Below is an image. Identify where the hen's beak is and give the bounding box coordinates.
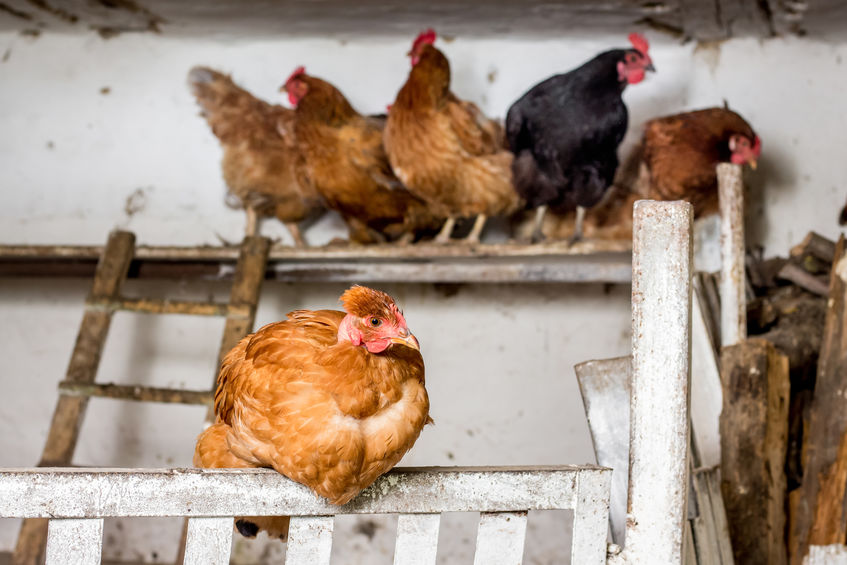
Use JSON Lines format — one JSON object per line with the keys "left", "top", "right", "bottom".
{"left": 749, "top": 159, "right": 758, "bottom": 171}
{"left": 390, "top": 333, "right": 420, "bottom": 351}
{"left": 646, "top": 61, "right": 656, "bottom": 73}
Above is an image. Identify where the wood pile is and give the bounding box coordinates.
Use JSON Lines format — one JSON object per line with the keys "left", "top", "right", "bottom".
{"left": 718, "top": 231, "right": 847, "bottom": 565}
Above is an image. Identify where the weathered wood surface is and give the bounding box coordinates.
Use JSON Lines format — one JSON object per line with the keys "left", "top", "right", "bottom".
{"left": 0, "top": 240, "right": 634, "bottom": 284}
{"left": 689, "top": 466, "right": 734, "bottom": 565}
{"left": 720, "top": 338, "right": 790, "bottom": 565}
{"left": 473, "top": 512, "right": 528, "bottom": 565}
{"left": 57, "top": 381, "right": 212, "bottom": 405}
{"left": 183, "top": 517, "right": 233, "bottom": 565}
{"left": 393, "top": 514, "right": 441, "bottom": 565}
{"left": 791, "top": 236, "right": 847, "bottom": 565}
{"left": 44, "top": 519, "right": 103, "bottom": 565}
{"left": 575, "top": 356, "right": 631, "bottom": 546}
{"left": 86, "top": 296, "right": 246, "bottom": 318}
{"left": 285, "top": 516, "right": 334, "bottom": 565}
{"left": 790, "top": 232, "right": 837, "bottom": 264}
{"left": 627, "top": 201, "right": 693, "bottom": 565}
{"left": 718, "top": 163, "right": 746, "bottom": 347}
{"left": 13, "top": 230, "right": 135, "bottom": 565}
{"left": 0, "top": 466, "right": 609, "bottom": 518}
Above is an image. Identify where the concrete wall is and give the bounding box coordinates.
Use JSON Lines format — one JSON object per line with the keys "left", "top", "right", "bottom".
{"left": 0, "top": 29, "right": 845, "bottom": 563}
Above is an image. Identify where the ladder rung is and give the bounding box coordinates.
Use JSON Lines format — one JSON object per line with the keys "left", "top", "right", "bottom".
{"left": 58, "top": 381, "right": 213, "bottom": 405}
{"left": 86, "top": 297, "right": 250, "bottom": 318}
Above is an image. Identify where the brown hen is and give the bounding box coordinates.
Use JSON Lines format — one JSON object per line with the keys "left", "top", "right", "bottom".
{"left": 384, "top": 29, "right": 520, "bottom": 244}
{"left": 643, "top": 106, "right": 760, "bottom": 217}
{"left": 194, "top": 285, "right": 431, "bottom": 540}
{"left": 282, "top": 67, "right": 437, "bottom": 244}
{"left": 188, "top": 67, "right": 323, "bottom": 245}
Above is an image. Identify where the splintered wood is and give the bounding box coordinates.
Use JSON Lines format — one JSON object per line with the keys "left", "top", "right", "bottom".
{"left": 720, "top": 339, "right": 790, "bottom": 565}
{"left": 791, "top": 236, "right": 847, "bottom": 564}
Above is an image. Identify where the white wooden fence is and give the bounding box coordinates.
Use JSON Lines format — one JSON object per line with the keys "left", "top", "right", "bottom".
{"left": 0, "top": 200, "right": 698, "bottom": 564}
{"left": 0, "top": 465, "right": 611, "bottom": 565}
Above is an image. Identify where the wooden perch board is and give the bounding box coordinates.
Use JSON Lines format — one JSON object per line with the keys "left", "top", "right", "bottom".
{"left": 720, "top": 338, "right": 790, "bottom": 565}
{"left": 791, "top": 236, "right": 847, "bottom": 565}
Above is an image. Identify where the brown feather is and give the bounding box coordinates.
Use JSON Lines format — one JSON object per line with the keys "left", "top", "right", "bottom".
{"left": 384, "top": 44, "right": 520, "bottom": 219}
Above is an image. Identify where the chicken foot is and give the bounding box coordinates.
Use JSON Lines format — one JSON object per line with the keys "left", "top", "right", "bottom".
{"left": 433, "top": 217, "right": 457, "bottom": 244}
{"left": 464, "top": 214, "right": 487, "bottom": 245}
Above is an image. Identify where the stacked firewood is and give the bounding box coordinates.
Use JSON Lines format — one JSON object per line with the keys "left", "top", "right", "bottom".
{"left": 719, "top": 231, "right": 846, "bottom": 565}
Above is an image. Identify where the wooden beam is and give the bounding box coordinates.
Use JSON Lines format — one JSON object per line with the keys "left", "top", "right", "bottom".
{"left": 57, "top": 382, "right": 212, "bottom": 405}
{"left": 719, "top": 163, "right": 746, "bottom": 347}
{"left": 791, "top": 236, "right": 847, "bottom": 564}
{"left": 720, "top": 338, "right": 790, "bottom": 565}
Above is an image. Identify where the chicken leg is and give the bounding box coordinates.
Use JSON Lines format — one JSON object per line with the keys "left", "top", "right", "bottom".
{"left": 464, "top": 214, "right": 487, "bottom": 245}
{"left": 433, "top": 217, "right": 457, "bottom": 244}
{"left": 530, "top": 205, "right": 548, "bottom": 243}
{"left": 245, "top": 207, "right": 259, "bottom": 237}
{"left": 568, "top": 206, "right": 586, "bottom": 246}
{"left": 284, "top": 221, "right": 306, "bottom": 247}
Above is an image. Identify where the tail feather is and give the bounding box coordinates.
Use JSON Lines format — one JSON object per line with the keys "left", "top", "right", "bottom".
{"left": 512, "top": 150, "right": 561, "bottom": 209}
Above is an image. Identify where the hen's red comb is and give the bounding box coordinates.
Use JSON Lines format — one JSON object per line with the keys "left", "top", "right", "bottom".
{"left": 412, "top": 28, "right": 436, "bottom": 52}
{"left": 285, "top": 66, "right": 306, "bottom": 85}
{"left": 753, "top": 136, "right": 762, "bottom": 156}
{"left": 629, "top": 33, "right": 649, "bottom": 55}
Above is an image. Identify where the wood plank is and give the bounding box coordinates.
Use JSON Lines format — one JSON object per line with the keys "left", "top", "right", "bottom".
{"left": 720, "top": 338, "right": 789, "bottom": 565}
{"left": 473, "top": 512, "right": 528, "bottom": 565}
{"left": 57, "top": 381, "right": 212, "bottom": 405}
{"left": 790, "top": 232, "right": 837, "bottom": 264}
{"left": 45, "top": 519, "right": 103, "bottom": 565}
{"left": 285, "top": 516, "right": 333, "bottom": 565}
{"left": 627, "top": 201, "right": 693, "bottom": 565}
{"left": 574, "top": 356, "right": 630, "bottom": 546}
{"left": 13, "top": 230, "right": 135, "bottom": 565}
{"left": 718, "top": 163, "right": 746, "bottom": 347}
{"left": 572, "top": 467, "right": 613, "bottom": 565}
{"left": 87, "top": 297, "right": 243, "bottom": 318}
{"left": 393, "top": 514, "right": 440, "bottom": 565}
{"left": 183, "top": 517, "right": 233, "bottom": 565}
{"left": 691, "top": 289, "right": 724, "bottom": 468}
{"left": 791, "top": 236, "right": 847, "bottom": 564}
{"left": 0, "top": 466, "right": 607, "bottom": 518}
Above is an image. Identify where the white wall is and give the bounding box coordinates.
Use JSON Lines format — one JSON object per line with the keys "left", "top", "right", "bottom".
{"left": 0, "top": 29, "right": 846, "bottom": 563}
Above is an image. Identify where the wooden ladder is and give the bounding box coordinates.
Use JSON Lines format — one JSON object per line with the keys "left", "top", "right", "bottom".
{"left": 11, "top": 230, "right": 270, "bottom": 565}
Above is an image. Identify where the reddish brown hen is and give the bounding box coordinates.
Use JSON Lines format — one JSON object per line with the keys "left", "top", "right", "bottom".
{"left": 194, "top": 285, "right": 431, "bottom": 540}
{"left": 642, "top": 106, "right": 760, "bottom": 217}
{"left": 384, "top": 29, "right": 520, "bottom": 244}
{"left": 282, "top": 67, "right": 437, "bottom": 244}
{"left": 188, "top": 67, "right": 323, "bottom": 245}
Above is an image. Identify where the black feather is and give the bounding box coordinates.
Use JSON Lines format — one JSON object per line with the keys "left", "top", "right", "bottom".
{"left": 506, "top": 49, "right": 637, "bottom": 211}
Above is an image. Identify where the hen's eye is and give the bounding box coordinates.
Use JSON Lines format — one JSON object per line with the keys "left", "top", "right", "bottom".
{"left": 369, "top": 317, "right": 381, "bottom": 327}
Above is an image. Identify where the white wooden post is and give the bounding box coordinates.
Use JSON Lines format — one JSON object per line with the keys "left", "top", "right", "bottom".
{"left": 473, "top": 512, "right": 528, "bottom": 565}
{"left": 626, "top": 200, "right": 693, "bottom": 565}
{"left": 805, "top": 545, "right": 847, "bottom": 565}
{"left": 718, "top": 163, "right": 746, "bottom": 347}
{"left": 183, "top": 517, "right": 233, "bottom": 565}
{"left": 394, "top": 513, "right": 441, "bottom": 565}
{"left": 45, "top": 518, "right": 103, "bottom": 565}
{"left": 285, "top": 516, "right": 334, "bottom": 565}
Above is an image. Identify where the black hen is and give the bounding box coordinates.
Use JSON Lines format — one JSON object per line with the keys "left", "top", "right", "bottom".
{"left": 506, "top": 33, "right": 655, "bottom": 242}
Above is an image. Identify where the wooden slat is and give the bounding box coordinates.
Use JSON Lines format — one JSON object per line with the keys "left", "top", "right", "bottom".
{"left": 473, "top": 512, "right": 528, "bottom": 565}
{"left": 183, "top": 517, "right": 233, "bottom": 565}
{"left": 14, "top": 230, "right": 135, "bottom": 565}
{"left": 575, "top": 356, "right": 630, "bottom": 546}
{"left": 718, "top": 163, "right": 746, "bottom": 347}
{"left": 690, "top": 288, "right": 723, "bottom": 468}
{"left": 0, "top": 466, "right": 605, "bottom": 518}
{"left": 87, "top": 296, "right": 246, "bottom": 318}
{"left": 572, "top": 465, "right": 614, "bottom": 564}
{"left": 393, "top": 513, "right": 440, "bottom": 565}
{"left": 627, "top": 201, "right": 693, "bottom": 565}
{"left": 57, "top": 381, "right": 212, "bottom": 405}
{"left": 721, "top": 339, "right": 789, "bottom": 565}
{"left": 45, "top": 519, "right": 103, "bottom": 565}
{"left": 285, "top": 516, "right": 333, "bottom": 565}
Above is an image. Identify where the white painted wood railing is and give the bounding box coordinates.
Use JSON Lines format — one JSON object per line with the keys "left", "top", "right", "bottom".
{"left": 0, "top": 465, "right": 611, "bottom": 565}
